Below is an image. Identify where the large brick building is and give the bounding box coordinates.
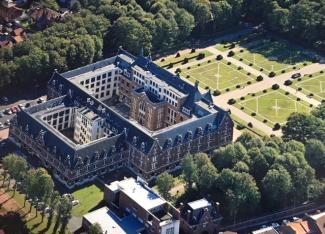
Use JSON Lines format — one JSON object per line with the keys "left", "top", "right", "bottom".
{"left": 9, "top": 49, "right": 233, "bottom": 187}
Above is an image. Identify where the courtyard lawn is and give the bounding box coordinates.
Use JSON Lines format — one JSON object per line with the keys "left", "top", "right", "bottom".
{"left": 156, "top": 50, "right": 212, "bottom": 68}
{"left": 233, "top": 39, "right": 313, "bottom": 75}
{"left": 234, "top": 89, "right": 312, "bottom": 128}
{"left": 292, "top": 70, "right": 325, "bottom": 102}
{"left": 180, "top": 59, "right": 257, "bottom": 92}
{"left": 71, "top": 184, "right": 104, "bottom": 217}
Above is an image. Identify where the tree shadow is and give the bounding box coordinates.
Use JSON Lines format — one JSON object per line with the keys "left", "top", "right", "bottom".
{"left": 31, "top": 220, "right": 42, "bottom": 230}
{"left": 38, "top": 218, "right": 52, "bottom": 234}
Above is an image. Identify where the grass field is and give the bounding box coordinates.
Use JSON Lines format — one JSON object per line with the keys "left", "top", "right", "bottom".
{"left": 292, "top": 71, "right": 325, "bottom": 101}
{"left": 156, "top": 50, "right": 212, "bottom": 67}
{"left": 234, "top": 89, "right": 312, "bottom": 127}
{"left": 233, "top": 39, "right": 313, "bottom": 75}
{"left": 71, "top": 184, "right": 103, "bottom": 217}
{"left": 180, "top": 59, "right": 257, "bottom": 92}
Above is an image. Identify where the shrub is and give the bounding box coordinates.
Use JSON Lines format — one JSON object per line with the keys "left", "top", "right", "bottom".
{"left": 252, "top": 93, "right": 256, "bottom": 97}
{"left": 213, "top": 90, "right": 221, "bottom": 96}
{"left": 187, "top": 66, "right": 191, "bottom": 69}
{"left": 298, "top": 87, "right": 302, "bottom": 91}
{"left": 272, "top": 84, "right": 280, "bottom": 90}
{"left": 256, "top": 75, "right": 263, "bottom": 81}
{"left": 293, "top": 66, "right": 296, "bottom": 69}
{"left": 239, "top": 58, "right": 243, "bottom": 61}
{"left": 281, "top": 70, "right": 285, "bottom": 73}
{"left": 183, "top": 57, "right": 189, "bottom": 64}
{"left": 297, "top": 97, "right": 301, "bottom": 101}
{"left": 198, "top": 64, "right": 201, "bottom": 66}
{"left": 240, "top": 97, "right": 245, "bottom": 100}
{"left": 236, "top": 85, "right": 241, "bottom": 89}
{"left": 260, "top": 68, "right": 264, "bottom": 71}
{"left": 186, "top": 75, "right": 190, "bottom": 79}
{"left": 309, "top": 74, "right": 313, "bottom": 77}
{"left": 273, "top": 123, "right": 281, "bottom": 130}
{"left": 197, "top": 53, "right": 205, "bottom": 60}
{"left": 226, "top": 88, "right": 230, "bottom": 92}
{"left": 168, "top": 63, "right": 174, "bottom": 68}
{"left": 227, "top": 62, "right": 231, "bottom": 65}
{"left": 240, "top": 106, "right": 245, "bottom": 110}
{"left": 191, "top": 48, "right": 196, "bottom": 53}
{"left": 303, "top": 62, "right": 307, "bottom": 66}
{"left": 161, "top": 58, "right": 165, "bottom": 62}
{"left": 175, "top": 52, "right": 180, "bottom": 58}
{"left": 297, "top": 78, "right": 302, "bottom": 81}
{"left": 285, "top": 91, "right": 289, "bottom": 95}
{"left": 309, "top": 93, "right": 314, "bottom": 97}
{"left": 240, "top": 49, "right": 244, "bottom": 53}
{"left": 216, "top": 55, "right": 223, "bottom": 60}
{"left": 263, "top": 119, "right": 268, "bottom": 123}
{"left": 205, "top": 86, "right": 209, "bottom": 90}
{"left": 269, "top": 71, "right": 276, "bottom": 77}
{"left": 228, "top": 50, "right": 235, "bottom": 57}
{"left": 309, "top": 104, "right": 313, "bottom": 107}
{"left": 229, "top": 43, "right": 235, "bottom": 49}
{"left": 251, "top": 112, "right": 256, "bottom": 116}
{"left": 247, "top": 72, "right": 251, "bottom": 76}
{"left": 238, "top": 66, "right": 243, "bottom": 70}
{"left": 263, "top": 89, "right": 267, "bottom": 93}
{"left": 248, "top": 122, "right": 253, "bottom": 128}
{"left": 322, "top": 100, "right": 325, "bottom": 103}
{"left": 228, "top": 98, "right": 236, "bottom": 105}
{"left": 175, "top": 68, "right": 181, "bottom": 73}
{"left": 236, "top": 124, "right": 245, "bottom": 130}
{"left": 249, "top": 63, "right": 253, "bottom": 66}
{"left": 247, "top": 81, "right": 252, "bottom": 85}
{"left": 284, "top": 80, "right": 292, "bottom": 86}
{"left": 208, "top": 60, "right": 211, "bottom": 63}
{"left": 321, "top": 70, "right": 324, "bottom": 74}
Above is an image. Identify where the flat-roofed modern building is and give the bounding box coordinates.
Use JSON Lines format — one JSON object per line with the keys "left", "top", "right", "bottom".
{"left": 104, "top": 177, "right": 180, "bottom": 234}
{"left": 9, "top": 48, "right": 233, "bottom": 187}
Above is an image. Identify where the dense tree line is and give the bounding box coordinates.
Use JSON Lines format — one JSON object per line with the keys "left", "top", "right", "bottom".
{"left": 179, "top": 132, "right": 324, "bottom": 223}
{"left": 1, "top": 154, "right": 72, "bottom": 233}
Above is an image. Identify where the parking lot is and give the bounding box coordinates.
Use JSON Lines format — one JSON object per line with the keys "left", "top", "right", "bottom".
{"left": 0, "top": 85, "right": 47, "bottom": 131}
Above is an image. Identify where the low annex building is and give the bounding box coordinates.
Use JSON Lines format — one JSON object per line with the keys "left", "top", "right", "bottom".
{"left": 9, "top": 48, "right": 233, "bottom": 187}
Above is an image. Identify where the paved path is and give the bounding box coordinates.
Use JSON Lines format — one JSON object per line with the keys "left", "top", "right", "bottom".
{"left": 168, "top": 39, "right": 325, "bottom": 136}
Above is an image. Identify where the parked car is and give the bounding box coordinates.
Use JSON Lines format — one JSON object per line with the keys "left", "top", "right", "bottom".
{"left": 25, "top": 102, "right": 31, "bottom": 108}
{"left": 291, "top": 73, "right": 301, "bottom": 79}
{"left": 4, "top": 120, "right": 10, "bottom": 126}
{"left": 72, "top": 200, "right": 79, "bottom": 206}
{"left": 271, "top": 223, "right": 280, "bottom": 228}
{"left": 0, "top": 122, "right": 3, "bottom": 128}
{"left": 0, "top": 112, "right": 3, "bottom": 118}
{"left": 11, "top": 106, "right": 17, "bottom": 113}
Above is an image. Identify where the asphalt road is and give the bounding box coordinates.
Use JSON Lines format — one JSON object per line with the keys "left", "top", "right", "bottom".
{"left": 0, "top": 84, "right": 47, "bottom": 128}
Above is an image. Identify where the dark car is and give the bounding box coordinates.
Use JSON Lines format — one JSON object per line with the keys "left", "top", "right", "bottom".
{"left": 291, "top": 73, "right": 301, "bottom": 79}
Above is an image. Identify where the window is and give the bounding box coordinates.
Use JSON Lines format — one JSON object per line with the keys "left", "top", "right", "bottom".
{"left": 106, "top": 91, "right": 110, "bottom": 96}
{"left": 96, "top": 82, "right": 100, "bottom": 86}
{"left": 106, "top": 84, "right": 111, "bottom": 89}
{"left": 85, "top": 79, "right": 89, "bottom": 84}
{"left": 91, "top": 84, "right": 94, "bottom": 88}
{"left": 102, "top": 79, "right": 106, "bottom": 84}
{"left": 166, "top": 227, "right": 174, "bottom": 234}
{"left": 96, "top": 76, "right": 100, "bottom": 80}
{"left": 107, "top": 72, "right": 111, "bottom": 76}
{"left": 102, "top": 73, "right": 107, "bottom": 78}
{"left": 91, "top": 77, "right": 95, "bottom": 82}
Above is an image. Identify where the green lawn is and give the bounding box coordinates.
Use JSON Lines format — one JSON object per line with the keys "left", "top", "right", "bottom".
{"left": 234, "top": 89, "right": 312, "bottom": 127}
{"left": 155, "top": 50, "right": 212, "bottom": 67}
{"left": 180, "top": 59, "right": 257, "bottom": 92}
{"left": 233, "top": 39, "right": 313, "bottom": 75}
{"left": 292, "top": 71, "right": 325, "bottom": 101}
{"left": 71, "top": 184, "right": 103, "bottom": 217}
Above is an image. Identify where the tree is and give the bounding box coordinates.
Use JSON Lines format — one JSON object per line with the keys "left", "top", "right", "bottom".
{"left": 2, "top": 154, "right": 28, "bottom": 195}
{"left": 195, "top": 153, "right": 218, "bottom": 192}
{"left": 217, "top": 169, "right": 260, "bottom": 223}
{"left": 88, "top": 223, "right": 103, "bottom": 234}
{"left": 305, "top": 139, "right": 325, "bottom": 177}
{"left": 262, "top": 166, "right": 292, "bottom": 208}
{"left": 48, "top": 191, "right": 60, "bottom": 224}
{"left": 236, "top": 132, "right": 264, "bottom": 149}
{"left": 156, "top": 172, "right": 174, "bottom": 199}
{"left": 182, "top": 154, "right": 198, "bottom": 189}
{"left": 282, "top": 113, "right": 325, "bottom": 143}
{"left": 57, "top": 196, "right": 73, "bottom": 234}
{"left": 175, "top": 9, "right": 195, "bottom": 40}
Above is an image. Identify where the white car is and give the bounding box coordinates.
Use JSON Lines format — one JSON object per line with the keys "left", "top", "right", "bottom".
{"left": 0, "top": 122, "right": 3, "bottom": 128}
{"left": 271, "top": 223, "right": 280, "bottom": 228}
{"left": 72, "top": 200, "right": 79, "bottom": 206}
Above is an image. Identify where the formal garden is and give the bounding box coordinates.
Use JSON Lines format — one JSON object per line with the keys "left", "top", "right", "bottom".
{"left": 179, "top": 58, "right": 259, "bottom": 93}
{"left": 233, "top": 87, "right": 312, "bottom": 129}
{"left": 292, "top": 70, "right": 325, "bottom": 102}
